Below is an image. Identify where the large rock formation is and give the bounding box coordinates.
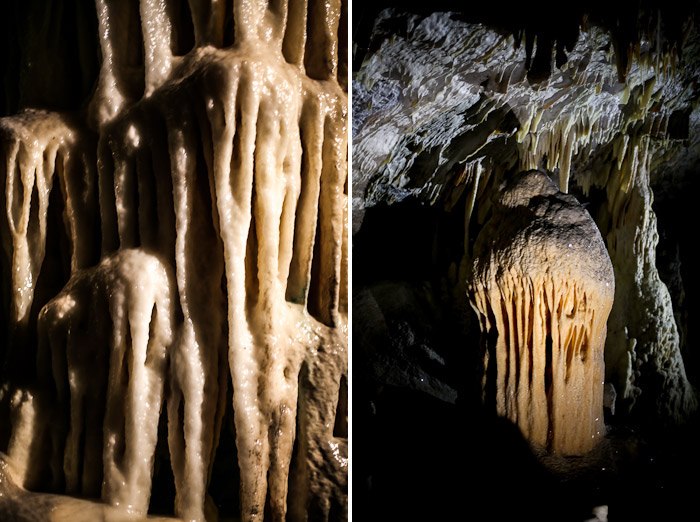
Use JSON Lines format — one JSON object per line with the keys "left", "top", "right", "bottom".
{"left": 0, "top": 1, "right": 348, "bottom": 521}
{"left": 469, "top": 170, "right": 614, "bottom": 454}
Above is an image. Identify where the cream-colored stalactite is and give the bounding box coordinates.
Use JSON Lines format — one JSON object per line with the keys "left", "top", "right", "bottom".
{"left": 91, "top": 0, "right": 141, "bottom": 126}
{"left": 517, "top": 107, "right": 623, "bottom": 195}
{"left": 139, "top": 0, "right": 174, "bottom": 95}
{"left": 2, "top": 0, "right": 348, "bottom": 520}
{"left": 38, "top": 88, "right": 226, "bottom": 519}
{"left": 0, "top": 111, "right": 97, "bottom": 324}
{"left": 5, "top": 388, "right": 40, "bottom": 490}
{"left": 469, "top": 171, "right": 614, "bottom": 455}
{"left": 95, "top": 2, "right": 347, "bottom": 520}
{"left": 205, "top": 57, "right": 346, "bottom": 520}
{"left": 166, "top": 107, "right": 226, "bottom": 522}
{"left": 93, "top": 48, "right": 346, "bottom": 520}
{"left": 0, "top": 109, "right": 99, "bottom": 409}
{"left": 35, "top": 250, "right": 175, "bottom": 515}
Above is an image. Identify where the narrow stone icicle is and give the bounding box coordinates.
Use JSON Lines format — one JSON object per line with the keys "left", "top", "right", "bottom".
{"left": 0, "top": 110, "right": 98, "bottom": 326}
{"left": 468, "top": 170, "right": 614, "bottom": 455}
{"left": 162, "top": 95, "right": 226, "bottom": 522}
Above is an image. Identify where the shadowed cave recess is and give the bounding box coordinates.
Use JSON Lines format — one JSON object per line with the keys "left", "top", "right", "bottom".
{"left": 354, "top": 1, "right": 700, "bottom": 520}
{"left": 0, "top": 1, "right": 348, "bottom": 521}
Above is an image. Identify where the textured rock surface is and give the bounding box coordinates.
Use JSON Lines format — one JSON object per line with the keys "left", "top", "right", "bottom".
{"left": 354, "top": 282, "right": 458, "bottom": 404}
{"left": 0, "top": 1, "right": 348, "bottom": 521}
{"left": 469, "top": 171, "right": 614, "bottom": 454}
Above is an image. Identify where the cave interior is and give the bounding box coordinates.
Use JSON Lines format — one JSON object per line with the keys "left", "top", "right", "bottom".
{"left": 353, "top": 1, "right": 700, "bottom": 520}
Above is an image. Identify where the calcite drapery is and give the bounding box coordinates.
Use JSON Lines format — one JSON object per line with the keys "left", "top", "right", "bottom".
{"left": 0, "top": 0, "right": 348, "bottom": 520}
{"left": 37, "top": 250, "right": 174, "bottom": 511}
{"left": 468, "top": 171, "right": 614, "bottom": 455}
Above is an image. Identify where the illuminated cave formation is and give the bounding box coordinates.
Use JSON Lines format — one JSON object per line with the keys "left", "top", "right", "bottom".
{"left": 353, "top": 7, "right": 697, "bottom": 424}
{"left": 0, "top": 1, "right": 348, "bottom": 521}
{"left": 353, "top": 4, "right": 700, "bottom": 518}
{"left": 469, "top": 170, "right": 614, "bottom": 455}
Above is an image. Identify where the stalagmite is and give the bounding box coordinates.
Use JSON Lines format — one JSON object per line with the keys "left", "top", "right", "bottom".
{"left": 0, "top": 0, "right": 348, "bottom": 520}
{"left": 468, "top": 170, "right": 614, "bottom": 455}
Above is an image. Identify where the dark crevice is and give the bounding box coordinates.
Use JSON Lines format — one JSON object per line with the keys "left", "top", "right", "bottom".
{"left": 136, "top": 150, "right": 158, "bottom": 249}
{"left": 282, "top": 0, "right": 305, "bottom": 65}
{"left": 168, "top": 0, "right": 195, "bottom": 56}
{"left": 222, "top": 0, "right": 235, "bottom": 47}
{"left": 245, "top": 164, "right": 260, "bottom": 313}
{"left": 98, "top": 142, "right": 119, "bottom": 253}
{"left": 209, "top": 374, "right": 241, "bottom": 517}
{"left": 304, "top": 0, "right": 332, "bottom": 81}
{"left": 500, "top": 300, "right": 510, "bottom": 400}
{"left": 148, "top": 401, "right": 176, "bottom": 516}
{"left": 544, "top": 332, "right": 553, "bottom": 451}
{"left": 75, "top": 401, "right": 87, "bottom": 494}
{"left": 333, "top": 375, "right": 348, "bottom": 438}
{"left": 306, "top": 204, "right": 323, "bottom": 322}
{"left": 287, "top": 361, "right": 308, "bottom": 520}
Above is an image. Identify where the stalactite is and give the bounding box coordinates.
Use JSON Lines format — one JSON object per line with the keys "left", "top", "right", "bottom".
{"left": 0, "top": 109, "right": 99, "bottom": 414}
{"left": 27, "top": 250, "right": 174, "bottom": 514}
{"left": 0, "top": 110, "right": 98, "bottom": 326}
{"left": 1, "top": 1, "right": 347, "bottom": 521}
{"left": 468, "top": 171, "right": 614, "bottom": 455}
{"left": 602, "top": 135, "right": 696, "bottom": 419}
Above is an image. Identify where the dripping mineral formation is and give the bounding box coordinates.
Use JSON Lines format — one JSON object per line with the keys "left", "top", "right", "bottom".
{"left": 0, "top": 0, "right": 348, "bottom": 521}
{"left": 469, "top": 171, "right": 614, "bottom": 455}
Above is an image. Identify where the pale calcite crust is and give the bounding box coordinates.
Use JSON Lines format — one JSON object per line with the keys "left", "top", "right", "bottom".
{"left": 469, "top": 171, "right": 614, "bottom": 455}
{"left": 0, "top": 1, "right": 348, "bottom": 521}
{"left": 38, "top": 250, "right": 175, "bottom": 510}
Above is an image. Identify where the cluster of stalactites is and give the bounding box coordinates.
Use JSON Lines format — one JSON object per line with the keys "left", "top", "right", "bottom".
{"left": 90, "top": 0, "right": 347, "bottom": 128}
{"left": 0, "top": 111, "right": 99, "bottom": 327}
{"left": 595, "top": 133, "right": 696, "bottom": 420}
{"left": 1, "top": 1, "right": 348, "bottom": 521}
{"left": 515, "top": 74, "right": 666, "bottom": 197}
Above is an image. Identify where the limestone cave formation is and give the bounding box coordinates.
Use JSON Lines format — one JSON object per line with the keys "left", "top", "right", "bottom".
{"left": 469, "top": 170, "right": 615, "bottom": 455}
{"left": 0, "top": 1, "right": 348, "bottom": 521}
{"left": 354, "top": 2, "right": 700, "bottom": 520}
